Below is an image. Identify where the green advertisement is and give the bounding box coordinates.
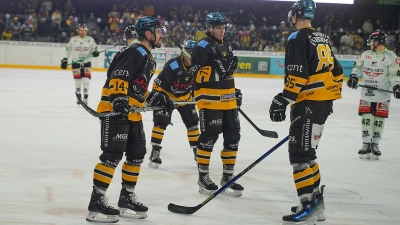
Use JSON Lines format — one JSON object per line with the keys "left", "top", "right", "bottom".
{"left": 236, "top": 56, "right": 270, "bottom": 74}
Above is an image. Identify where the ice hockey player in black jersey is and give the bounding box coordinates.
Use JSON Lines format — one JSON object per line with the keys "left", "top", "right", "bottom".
{"left": 268, "top": 1, "right": 343, "bottom": 224}
{"left": 86, "top": 17, "right": 172, "bottom": 223}
{"left": 191, "top": 12, "right": 243, "bottom": 197}
{"left": 148, "top": 35, "right": 199, "bottom": 169}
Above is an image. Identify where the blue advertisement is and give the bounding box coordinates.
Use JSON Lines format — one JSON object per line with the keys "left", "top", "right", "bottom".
{"left": 337, "top": 60, "right": 354, "bottom": 78}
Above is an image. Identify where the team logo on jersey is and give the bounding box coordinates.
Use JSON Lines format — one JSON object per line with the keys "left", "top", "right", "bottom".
{"left": 371, "top": 62, "right": 377, "bottom": 67}
{"left": 363, "top": 68, "right": 384, "bottom": 79}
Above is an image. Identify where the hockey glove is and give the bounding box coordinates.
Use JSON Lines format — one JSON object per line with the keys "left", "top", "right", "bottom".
{"left": 61, "top": 58, "right": 68, "bottom": 69}
{"left": 347, "top": 74, "right": 358, "bottom": 89}
{"left": 235, "top": 88, "right": 242, "bottom": 107}
{"left": 393, "top": 84, "right": 400, "bottom": 99}
{"left": 214, "top": 56, "right": 238, "bottom": 77}
{"left": 92, "top": 50, "right": 100, "bottom": 57}
{"left": 269, "top": 93, "right": 289, "bottom": 122}
{"left": 111, "top": 96, "right": 130, "bottom": 115}
{"left": 146, "top": 91, "right": 175, "bottom": 113}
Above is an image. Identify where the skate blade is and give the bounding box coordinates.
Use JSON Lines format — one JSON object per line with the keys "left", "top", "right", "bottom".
{"left": 148, "top": 161, "right": 160, "bottom": 169}
{"left": 221, "top": 188, "right": 242, "bottom": 197}
{"left": 119, "top": 208, "right": 147, "bottom": 219}
{"left": 198, "top": 186, "right": 217, "bottom": 195}
{"left": 369, "top": 153, "right": 379, "bottom": 160}
{"left": 316, "top": 212, "right": 326, "bottom": 221}
{"left": 86, "top": 211, "right": 119, "bottom": 223}
{"left": 282, "top": 216, "right": 318, "bottom": 225}
{"left": 359, "top": 154, "right": 370, "bottom": 159}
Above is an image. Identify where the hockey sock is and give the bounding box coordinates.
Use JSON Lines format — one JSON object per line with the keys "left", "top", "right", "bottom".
{"left": 292, "top": 163, "right": 314, "bottom": 202}
{"left": 197, "top": 149, "right": 211, "bottom": 173}
{"left": 309, "top": 160, "right": 320, "bottom": 194}
{"left": 93, "top": 163, "right": 116, "bottom": 190}
{"left": 187, "top": 126, "right": 200, "bottom": 149}
{"left": 221, "top": 149, "right": 237, "bottom": 174}
{"left": 122, "top": 161, "right": 141, "bottom": 187}
{"left": 372, "top": 116, "right": 385, "bottom": 144}
{"left": 82, "top": 77, "right": 90, "bottom": 97}
{"left": 75, "top": 78, "right": 82, "bottom": 94}
{"left": 150, "top": 126, "right": 165, "bottom": 146}
{"left": 361, "top": 113, "right": 374, "bottom": 143}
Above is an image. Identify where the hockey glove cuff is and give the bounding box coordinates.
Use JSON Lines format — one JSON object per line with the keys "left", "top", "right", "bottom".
{"left": 393, "top": 84, "right": 400, "bottom": 99}
{"left": 61, "top": 58, "right": 68, "bottom": 69}
{"left": 269, "top": 93, "right": 289, "bottom": 122}
{"left": 146, "top": 91, "right": 175, "bottom": 112}
{"left": 347, "top": 74, "right": 358, "bottom": 89}
{"left": 235, "top": 88, "right": 242, "bottom": 107}
{"left": 111, "top": 96, "right": 130, "bottom": 116}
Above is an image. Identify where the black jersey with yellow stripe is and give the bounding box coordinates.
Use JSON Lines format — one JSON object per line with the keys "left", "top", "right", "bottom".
{"left": 152, "top": 55, "right": 194, "bottom": 102}
{"left": 191, "top": 34, "right": 237, "bottom": 111}
{"left": 97, "top": 43, "right": 156, "bottom": 121}
{"left": 283, "top": 27, "right": 343, "bottom": 103}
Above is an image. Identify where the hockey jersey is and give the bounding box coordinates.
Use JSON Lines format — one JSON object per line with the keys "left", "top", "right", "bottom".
{"left": 283, "top": 27, "right": 343, "bottom": 103}
{"left": 64, "top": 35, "right": 97, "bottom": 63}
{"left": 351, "top": 48, "right": 400, "bottom": 102}
{"left": 152, "top": 55, "right": 194, "bottom": 102}
{"left": 97, "top": 43, "right": 155, "bottom": 121}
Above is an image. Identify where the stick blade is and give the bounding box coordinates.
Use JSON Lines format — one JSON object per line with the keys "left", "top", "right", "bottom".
{"left": 168, "top": 203, "right": 200, "bottom": 215}
{"left": 260, "top": 130, "right": 278, "bottom": 138}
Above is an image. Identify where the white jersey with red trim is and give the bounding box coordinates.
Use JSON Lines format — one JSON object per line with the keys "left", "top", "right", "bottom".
{"left": 351, "top": 48, "right": 400, "bottom": 102}
{"left": 64, "top": 35, "right": 97, "bottom": 63}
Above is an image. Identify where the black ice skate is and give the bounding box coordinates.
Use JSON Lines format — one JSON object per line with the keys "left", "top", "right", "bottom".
{"left": 283, "top": 201, "right": 317, "bottom": 225}
{"left": 118, "top": 188, "right": 148, "bottom": 219}
{"left": 148, "top": 146, "right": 162, "bottom": 169}
{"left": 76, "top": 93, "right": 82, "bottom": 105}
{"left": 291, "top": 185, "right": 326, "bottom": 222}
{"left": 220, "top": 173, "right": 244, "bottom": 197}
{"left": 86, "top": 186, "right": 119, "bottom": 223}
{"left": 358, "top": 143, "right": 371, "bottom": 159}
{"left": 198, "top": 172, "right": 218, "bottom": 195}
{"left": 370, "top": 143, "right": 381, "bottom": 160}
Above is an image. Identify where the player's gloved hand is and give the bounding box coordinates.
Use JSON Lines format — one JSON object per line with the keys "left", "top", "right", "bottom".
{"left": 61, "top": 58, "right": 68, "bottom": 69}
{"left": 228, "top": 56, "right": 238, "bottom": 74}
{"left": 393, "top": 84, "right": 400, "bottom": 99}
{"left": 235, "top": 88, "right": 242, "bottom": 107}
{"left": 111, "top": 96, "right": 130, "bottom": 116}
{"left": 146, "top": 91, "right": 175, "bottom": 113}
{"left": 92, "top": 50, "right": 100, "bottom": 57}
{"left": 269, "top": 93, "right": 289, "bottom": 122}
{"left": 347, "top": 74, "right": 358, "bottom": 89}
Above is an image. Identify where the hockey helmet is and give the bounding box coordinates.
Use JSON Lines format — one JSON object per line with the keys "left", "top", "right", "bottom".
{"left": 288, "top": 0, "right": 316, "bottom": 23}
{"left": 124, "top": 25, "right": 137, "bottom": 41}
{"left": 77, "top": 23, "right": 88, "bottom": 31}
{"left": 367, "top": 31, "right": 387, "bottom": 45}
{"left": 205, "top": 12, "right": 228, "bottom": 28}
{"left": 134, "top": 16, "right": 166, "bottom": 40}
{"left": 183, "top": 35, "right": 196, "bottom": 54}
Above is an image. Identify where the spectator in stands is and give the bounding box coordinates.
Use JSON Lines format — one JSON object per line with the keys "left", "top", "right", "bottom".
{"left": 10, "top": 17, "right": 21, "bottom": 41}
{"left": 51, "top": 9, "right": 62, "bottom": 29}
{"left": 108, "top": 12, "right": 120, "bottom": 32}
{"left": 36, "top": 17, "right": 51, "bottom": 42}
{"left": 388, "top": 36, "right": 399, "bottom": 54}
{"left": 87, "top": 13, "right": 98, "bottom": 31}
{"left": 64, "top": 0, "right": 74, "bottom": 15}
{"left": 40, "top": 5, "right": 49, "bottom": 18}
{"left": 362, "top": 19, "right": 373, "bottom": 40}
{"left": 143, "top": 2, "right": 155, "bottom": 16}
{"left": 41, "top": 0, "right": 53, "bottom": 15}
{"left": 263, "top": 40, "right": 275, "bottom": 52}
{"left": 331, "top": 32, "right": 340, "bottom": 50}
{"left": 0, "top": 18, "right": 5, "bottom": 35}
{"left": 24, "top": 3, "right": 35, "bottom": 15}
{"left": 49, "top": 19, "right": 61, "bottom": 42}
{"left": 20, "top": 19, "right": 34, "bottom": 41}
{"left": 180, "top": 1, "right": 193, "bottom": 21}
{"left": 1, "top": 28, "right": 12, "bottom": 40}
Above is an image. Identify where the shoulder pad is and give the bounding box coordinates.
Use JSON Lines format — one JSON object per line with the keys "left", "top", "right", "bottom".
{"left": 169, "top": 60, "right": 179, "bottom": 70}
{"left": 288, "top": 31, "right": 299, "bottom": 41}
{"left": 136, "top": 46, "right": 147, "bottom": 56}
{"left": 197, "top": 40, "right": 209, "bottom": 48}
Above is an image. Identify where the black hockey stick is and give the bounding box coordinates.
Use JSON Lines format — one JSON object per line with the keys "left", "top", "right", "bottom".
{"left": 169, "top": 35, "right": 192, "bottom": 58}
{"left": 75, "top": 93, "right": 165, "bottom": 117}
{"left": 238, "top": 108, "right": 278, "bottom": 138}
{"left": 358, "top": 84, "right": 398, "bottom": 94}
{"left": 168, "top": 135, "right": 289, "bottom": 215}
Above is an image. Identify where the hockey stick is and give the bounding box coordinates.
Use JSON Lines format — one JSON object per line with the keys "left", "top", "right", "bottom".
{"left": 168, "top": 135, "right": 289, "bottom": 215}
{"left": 357, "top": 84, "right": 398, "bottom": 94}
{"left": 238, "top": 108, "right": 278, "bottom": 138}
{"left": 68, "top": 44, "right": 120, "bottom": 66}
{"left": 75, "top": 93, "right": 165, "bottom": 117}
{"left": 169, "top": 35, "right": 192, "bottom": 58}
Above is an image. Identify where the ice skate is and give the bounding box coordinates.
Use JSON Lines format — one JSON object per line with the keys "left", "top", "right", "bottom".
{"left": 358, "top": 143, "right": 371, "bottom": 159}
{"left": 291, "top": 185, "right": 326, "bottom": 221}
{"left": 76, "top": 93, "right": 82, "bottom": 105}
{"left": 370, "top": 143, "right": 381, "bottom": 160}
{"left": 198, "top": 172, "right": 218, "bottom": 195}
{"left": 86, "top": 186, "right": 119, "bottom": 223}
{"left": 283, "top": 201, "right": 317, "bottom": 225}
{"left": 148, "top": 146, "right": 162, "bottom": 169}
{"left": 118, "top": 188, "right": 148, "bottom": 219}
{"left": 220, "top": 173, "right": 244, "bottom": 197}
{"left": 83, "top": 97, "right": 88, "bottom": 105}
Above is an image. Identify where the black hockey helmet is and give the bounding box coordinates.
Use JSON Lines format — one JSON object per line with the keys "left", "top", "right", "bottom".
{"left": 205, "top": 12, "right": 228, "bottom": 28}
{"left": 124, "top": 25, "right": 137, "bottom": 41}
{"left": 134, "top": 16, "right": 166, "bottom": 40}
{"left": 288, "top": 0, "right": 316, "bottom": 23}
{"left": 367, "top": 31, "right": 387, "bottom": 45}
{"left": 77, "top": 23, "right": 88, "bottom": 31}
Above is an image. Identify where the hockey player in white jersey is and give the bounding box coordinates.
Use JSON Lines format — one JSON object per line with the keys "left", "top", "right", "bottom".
{"left": 347, "top": 31, "right": 400, "bottom": 160}
{"left": 61, "top": 23, "right": 99, "bottom": 104}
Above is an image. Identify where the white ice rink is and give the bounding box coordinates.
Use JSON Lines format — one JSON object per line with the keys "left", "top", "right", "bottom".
{"left": 1, "top": 68, "right": 399, "bottom": 225}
